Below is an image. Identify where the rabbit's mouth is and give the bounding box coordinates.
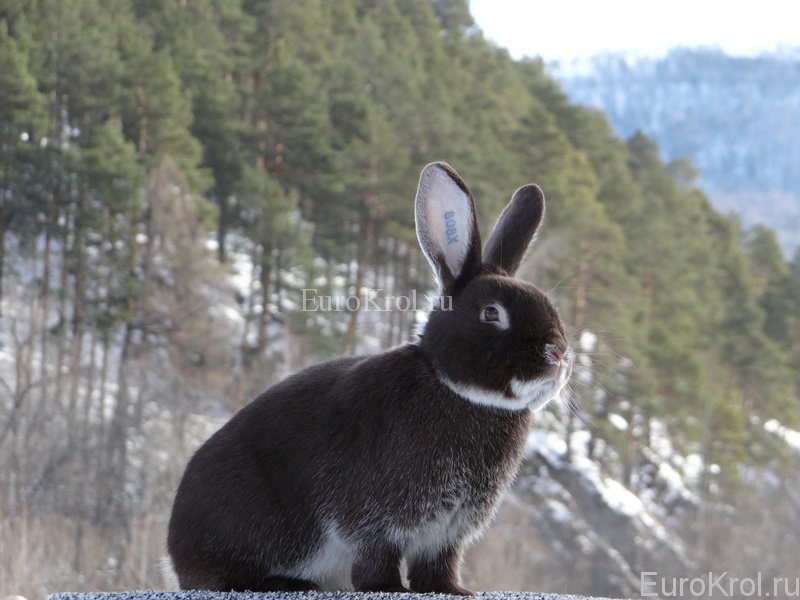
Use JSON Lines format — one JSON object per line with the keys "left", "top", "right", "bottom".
{"left": 508, "top": 374, "right": 569, "bottom": 412}
{"left": 439, "top": 369, "right": 568, "bottom": 412}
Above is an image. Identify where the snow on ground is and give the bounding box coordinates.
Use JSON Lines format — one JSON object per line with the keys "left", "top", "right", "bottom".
{"left": 525, "top": 421, "right": 692, "bottom": 564}
{"left": 765, "top": 419, "right": 800, "bottom": 454}
{"left": 607, "top": 413, "right": 627, "bottom": 431}
{"left": 648, "top": 419, "right": 675, "bottom": 462}
{"left": 655, "top": 458, "right": 700, "bottom": 506}
{"left": 596, "top": 477, "right": 643, "bottom": 518}
{"left": 525, "top": 430, "right": 568, "bottom": 468}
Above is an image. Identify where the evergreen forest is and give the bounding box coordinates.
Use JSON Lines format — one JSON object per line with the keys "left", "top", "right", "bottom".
{"left": 0, "top": 0, "right": 798, "bottom": 596}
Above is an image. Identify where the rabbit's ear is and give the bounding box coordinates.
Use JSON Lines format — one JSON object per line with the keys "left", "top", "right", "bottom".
{"left": 415, "top": 162, "right": 482, "bottom": 293}
{"left": 482, "top": 184, "right": 545, "bottom": 276}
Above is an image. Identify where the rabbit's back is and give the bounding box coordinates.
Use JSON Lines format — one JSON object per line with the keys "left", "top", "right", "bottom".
{"left": 167, "top": 354, "right": 366, "bottom": 588}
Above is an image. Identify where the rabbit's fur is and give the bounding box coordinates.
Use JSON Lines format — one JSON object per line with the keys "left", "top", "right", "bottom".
{"left": 167, "top": 162, "right": 572, "bottom": 594}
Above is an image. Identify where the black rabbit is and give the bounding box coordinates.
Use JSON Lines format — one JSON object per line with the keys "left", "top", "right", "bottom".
{"left": 167, "top": 162, "right": 573, "bottom": 594}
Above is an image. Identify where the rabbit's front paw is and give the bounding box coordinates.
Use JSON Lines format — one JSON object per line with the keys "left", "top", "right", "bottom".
{"left": 437, "top": 584, "right": 474, "bottom": 596}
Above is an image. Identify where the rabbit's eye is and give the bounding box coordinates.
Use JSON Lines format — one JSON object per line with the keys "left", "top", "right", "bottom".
{"left": 480, "top": 303, "right": 510, "bottom": 329}
{"left": 481, "top": 306, "right": 500, "bottom": 322}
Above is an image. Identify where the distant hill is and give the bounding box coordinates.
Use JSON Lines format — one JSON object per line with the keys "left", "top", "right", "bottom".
{"left": 555, "top": 48, "right": 800, "bottom": 253}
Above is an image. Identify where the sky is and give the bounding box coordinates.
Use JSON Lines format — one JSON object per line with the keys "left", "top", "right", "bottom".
{"left": 470, "top": 0, "right": 800, "bottom": 62}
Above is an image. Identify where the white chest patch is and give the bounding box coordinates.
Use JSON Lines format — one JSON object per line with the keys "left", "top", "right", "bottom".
{"left": 439, "top": 374, "right": 566, "bottom": 412}
{"left": 390, "top": 496, "right": 478, "bottom": 565}
{"left": 289, "top": 521, "right": 355, "bottom": 590}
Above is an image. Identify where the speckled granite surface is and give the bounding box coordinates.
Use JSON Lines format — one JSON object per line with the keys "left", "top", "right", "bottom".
{"left": 49, "top": 591, "right": 621, "bottom": 600}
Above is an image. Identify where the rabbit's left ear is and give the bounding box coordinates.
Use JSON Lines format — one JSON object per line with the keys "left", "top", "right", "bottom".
{"left": 415, "top": 162, "right": 482, "bottom": 293}
{"left": 483, "top": 184, "right": 545, "bottom": 276}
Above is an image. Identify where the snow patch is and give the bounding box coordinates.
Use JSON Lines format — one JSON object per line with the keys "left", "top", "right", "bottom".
{"left": 546, "top": 499, "right": 572, "bottom": 524}
{"left": 578, "top": 330, "right": 597, "bottom": 353}
{"left": 608, "top": 413, "right": 628, "bottom": 431}
{"left": 526, "top": 430, "right": 568, "bottom": 467}
{"left": 764, "top": 419, "right": 800, "bottom": 454}
{"left": 600, "top": 478, "right": 644, "bottom": 518}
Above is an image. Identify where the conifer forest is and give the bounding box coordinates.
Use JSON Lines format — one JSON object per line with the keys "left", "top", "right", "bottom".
{"left": 0, "top": 1, "right": 798, "bottom": 597}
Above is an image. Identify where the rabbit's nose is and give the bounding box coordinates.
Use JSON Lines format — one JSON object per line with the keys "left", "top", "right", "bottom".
{"left": 546, "top": 343, "right": 569, "bottom": 365}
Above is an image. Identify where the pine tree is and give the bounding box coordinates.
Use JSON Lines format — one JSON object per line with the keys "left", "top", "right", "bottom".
{"left": 0, "top": 19, "right": 46, "bottom": 305}
{"left": 746, "top": 225, "right": 794, "bottom": 345}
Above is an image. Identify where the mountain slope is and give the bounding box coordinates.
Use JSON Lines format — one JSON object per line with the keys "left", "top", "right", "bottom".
{"left": 556, "top": 48, "right": 800, "bottom": 252}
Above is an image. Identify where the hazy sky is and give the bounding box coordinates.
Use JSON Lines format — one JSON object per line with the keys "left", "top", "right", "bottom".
{"left": 470, "top": 0, "right": 800, "bottom": 61}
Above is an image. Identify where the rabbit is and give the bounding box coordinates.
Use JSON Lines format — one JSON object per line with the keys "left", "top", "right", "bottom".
{"left": 167, "top": 162, "right": 573, "bottom": 594}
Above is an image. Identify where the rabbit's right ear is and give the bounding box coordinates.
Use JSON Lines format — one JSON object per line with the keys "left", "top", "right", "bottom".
{"left": 482, "top": 184, "right": 545, "bottom": 276}
{"left": 415, "top": 162, "right": 482, "bottom": 294}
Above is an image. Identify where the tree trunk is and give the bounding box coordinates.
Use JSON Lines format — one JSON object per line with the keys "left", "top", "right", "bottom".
{"left": 256, "top": 245, "right": 272, "bottom": 355}
{"left": 397, "top": 249, "right": 412, "bottom": 345}
{"left": 0, "top": 210, "right": 13, "bottom": 315}
{"left": 343, "top": 199, "right": 378, "bottom": 352}
{"left": 39, "top": 220, "right": 52, "bottom": 404}
{"left": 216, "top": 197, "right": 227, "bottom": 262}
{"left": 623, "top": 404, "right": 635, "bottom": 486}
{"left": 566, "top": 238, "right": 590, "bottom": 462}
{"left": 102, "top": 323, "right": 133, "bottom": 534}
{"left": 385, "top": 241, "right": 398, "bottom": 348}
{"left": 94, "top": 332, "right": 111, "bottom": 520}
{"left": 573, "top": 238, "right": 589, "bottom": 331}
{"left": 68, "top": 186, "right": 88, "bottom": 432}
{"left": 54, "top": 206, "right": 72, "bottom": 409}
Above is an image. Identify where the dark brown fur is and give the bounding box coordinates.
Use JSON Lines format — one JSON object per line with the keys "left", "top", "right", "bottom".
{"left": 167, "top": 163, "right": 570, "bottom": 594}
